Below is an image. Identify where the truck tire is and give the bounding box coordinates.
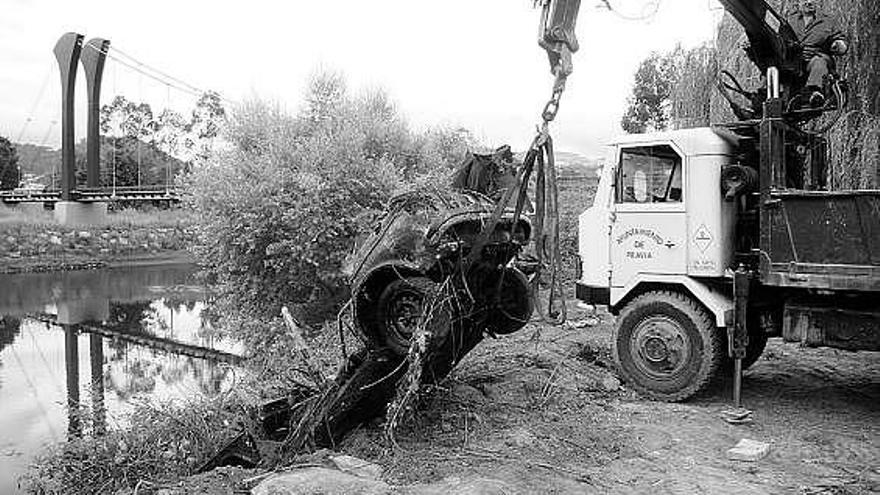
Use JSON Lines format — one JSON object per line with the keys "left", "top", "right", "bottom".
{"left": 613, "top": 291, "right": 725, "bottom": 402}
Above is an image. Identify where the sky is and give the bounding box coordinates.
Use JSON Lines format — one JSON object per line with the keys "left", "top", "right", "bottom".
{"left": 0, "top": 0, "right": 726, "bottom": 158}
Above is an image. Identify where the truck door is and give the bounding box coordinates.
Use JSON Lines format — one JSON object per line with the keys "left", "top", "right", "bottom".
{"left": 610, "top": 144, "right": 687, "bottom": 288}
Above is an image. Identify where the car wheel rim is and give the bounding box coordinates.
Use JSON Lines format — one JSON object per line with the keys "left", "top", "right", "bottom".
{"left": 629, "top": 315, "right": 691, "bottom": 380}
{"left": 386, "top": 289, "right": 423, "bottom": 344}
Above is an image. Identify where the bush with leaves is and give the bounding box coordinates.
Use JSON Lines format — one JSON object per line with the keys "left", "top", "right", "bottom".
{"left": 0, "top": 135, "right": 19, "bottom": 190}
{"left": 188, "top": 71, "right": 472, "bottom": 325}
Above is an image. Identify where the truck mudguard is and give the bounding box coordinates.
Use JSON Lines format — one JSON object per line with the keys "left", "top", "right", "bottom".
{"left": 611, "top": 274, "right": 733, "bottom": 327}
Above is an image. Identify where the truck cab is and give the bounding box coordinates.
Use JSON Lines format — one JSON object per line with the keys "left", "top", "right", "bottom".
{"left": 578, "top": 128, "right": 737, "bottom": 326}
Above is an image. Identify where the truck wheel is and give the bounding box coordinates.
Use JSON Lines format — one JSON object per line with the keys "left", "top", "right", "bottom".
{"left": 375, "top": 277, "right": 437, "bottom": 355}
{"left": 613, "top": 291, "right": 725, "bottom": 402}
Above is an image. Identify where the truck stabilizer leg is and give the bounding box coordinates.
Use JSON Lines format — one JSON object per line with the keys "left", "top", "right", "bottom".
{"left": 729, "top": 264, "right": 751, "bottom": 409}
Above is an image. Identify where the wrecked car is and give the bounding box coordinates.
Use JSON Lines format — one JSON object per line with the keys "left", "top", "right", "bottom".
{"left": 346, "top": 147, "right": 536, "bottom": 355}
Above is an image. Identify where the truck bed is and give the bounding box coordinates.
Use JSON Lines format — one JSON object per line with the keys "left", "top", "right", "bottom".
{"left": 762, "top": 190, "right": 880, "bottom": 291}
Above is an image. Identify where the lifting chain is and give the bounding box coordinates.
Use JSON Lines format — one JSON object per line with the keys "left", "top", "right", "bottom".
{"left": 517, "top": 72, "right": 569, "bottom": 325}
{"left": 465, "top": 0, "right": 580, "bottom": 325}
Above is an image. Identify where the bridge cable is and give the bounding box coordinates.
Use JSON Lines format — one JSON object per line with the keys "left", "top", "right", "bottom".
{"left": 83, "top": 43, "right": 204, "bottom": 101}
{"left": 9, "top": 341, "right": 60, "bottom": 441}
{"left": 164, "top": 85, "right": 171, "bottom": 193}
{"left": 598, "top": 0, "right": 662, "bottom": 22}
{"left": 110, "top": 46, "right": 205, "bottom": 97}
{"left": 15, "top": 63, "right": 53, "bottom": 144}
{"left": 110, "top": 60, "right": 118, "bottom": 196}
{"left": 137, "top": 71, "right": 142, "bottom": 188}
{"left": 84, "top": 42, "right": 236, "bottom": 105}
{"left": 26, "top": 323, "right": 65, "bottom": 397}
{"left": 23, "top": 121, "right": 59, "bottom": 190}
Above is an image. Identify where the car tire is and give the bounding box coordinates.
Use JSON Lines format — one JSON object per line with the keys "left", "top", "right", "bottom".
{"left": 375, "top": 277, "right": 437, "bottom": 355}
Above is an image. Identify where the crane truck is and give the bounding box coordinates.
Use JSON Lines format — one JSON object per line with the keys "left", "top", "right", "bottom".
{"left": 575, "top": 1, "right": 878, "bottom": 402}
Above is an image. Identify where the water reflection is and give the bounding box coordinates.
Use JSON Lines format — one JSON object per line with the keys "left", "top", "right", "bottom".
{"left": 0, "top": 263, "right": 240, "bottom": 495}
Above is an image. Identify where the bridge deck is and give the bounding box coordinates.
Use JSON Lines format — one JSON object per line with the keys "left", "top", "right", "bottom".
{"left": 1, "top": 187, "right": 181, "bottom": 203}
{"left": 31, "top": 313, "right": 244, "bottom": 364}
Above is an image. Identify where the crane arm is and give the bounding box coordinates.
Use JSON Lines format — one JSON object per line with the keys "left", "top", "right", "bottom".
{"left": 716, "top": 0, "right": 802, "bottom": 85}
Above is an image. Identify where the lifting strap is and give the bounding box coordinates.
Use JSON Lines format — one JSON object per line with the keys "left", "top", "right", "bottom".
{"left": 465, "top": 0, "right": 581, "bottom": 324}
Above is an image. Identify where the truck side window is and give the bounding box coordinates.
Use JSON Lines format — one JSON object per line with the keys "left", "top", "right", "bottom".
{"left": 616, "top": 145, "right": 682, "bottom": 203}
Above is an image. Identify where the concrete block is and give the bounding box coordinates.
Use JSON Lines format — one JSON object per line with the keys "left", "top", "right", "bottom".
{"left": 727, "top": 438, "right": 771, "bottom": 461}
{"left": 53, "top": 201, "right": 107, "bottom": 226}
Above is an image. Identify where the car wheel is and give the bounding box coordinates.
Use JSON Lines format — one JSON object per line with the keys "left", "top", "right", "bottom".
{"left": 375, "top": 277, "right": 436, "bottom": 355}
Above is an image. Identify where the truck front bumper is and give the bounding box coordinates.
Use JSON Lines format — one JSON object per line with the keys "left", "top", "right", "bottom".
{"left": 575, "top": 282, "right": 610, "bottom": 306}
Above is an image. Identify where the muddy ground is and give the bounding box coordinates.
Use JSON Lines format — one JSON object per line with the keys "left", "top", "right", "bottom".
{"left": 309, "top": 302, "right": 875, "bottom": 495}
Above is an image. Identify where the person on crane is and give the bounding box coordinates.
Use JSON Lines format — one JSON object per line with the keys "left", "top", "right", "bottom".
{"left": 787, "top": 0, "right": 847, "bottom": 107}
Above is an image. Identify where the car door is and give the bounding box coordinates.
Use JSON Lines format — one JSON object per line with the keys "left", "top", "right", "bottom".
{"left": 610, "top": 143, "right": 688, "bottom": 288}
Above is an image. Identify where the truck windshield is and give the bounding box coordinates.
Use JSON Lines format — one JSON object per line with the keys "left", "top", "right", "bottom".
{"left": 616, "top": 145, "right": 682, "bottom": 204}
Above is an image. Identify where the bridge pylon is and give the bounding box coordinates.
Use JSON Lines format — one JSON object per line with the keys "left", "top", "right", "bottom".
{"left": 52, "top": 33, "right": 108, "bottom": 225}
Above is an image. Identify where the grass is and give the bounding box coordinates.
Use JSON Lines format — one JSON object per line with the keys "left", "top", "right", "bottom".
{"left": 20, "top": 397, "right": 247, "bottom": 495}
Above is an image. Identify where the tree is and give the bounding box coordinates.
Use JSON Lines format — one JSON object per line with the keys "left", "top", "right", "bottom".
{"left": 187, "top": 91, "right": 227, "bottom": 161}
{"left": 668, "top": 43, "right": 717, "bottom": 129}
{"left": 97, "top": 92, "right": 225, "bottom": 184}
{"left": 621, "top": 51, "right": 675, "bottom": 133}
{"left": 100, "top": 95, "right": 158, "bottom": 141}
{"left": 0, "top": 135, "right": 20, "bottom": 190}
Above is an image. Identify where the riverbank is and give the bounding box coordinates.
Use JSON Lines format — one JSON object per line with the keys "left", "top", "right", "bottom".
{"left": 0, "top": 206, "right": 197, "bottom": 273}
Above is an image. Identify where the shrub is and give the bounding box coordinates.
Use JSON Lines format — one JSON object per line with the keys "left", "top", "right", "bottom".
{"left": 188, "top": 71, "right": 472, "bottom": 324}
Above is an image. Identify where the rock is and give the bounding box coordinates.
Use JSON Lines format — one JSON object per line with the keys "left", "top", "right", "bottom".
{"left": 601, "top": 375, "right": 621, "bottom": 392}
{"left": 505, "top": 428, "right": 538, "bottom": 449}
{"left": 5, "top": 236, "right": 15, "bottom": 244}
{"left": 565, "top": 317, "right": 599, "bottom": 329}
{"left": 330, "top": 454, "right": 383, "bottom": 480}
{"left": 77, "top": 231, "right": 92, "bottom": 239}
{"left": 49, "top": 235, "right": 62, "bottom": 246}
{"left": 727, "top": 438, "right": 771, "bottom": 461}
{"left": 252, "top": 467, "right": 393, "bottom": 495}
{"left": 404, "top": 476, "right": 515, "bottom": 495}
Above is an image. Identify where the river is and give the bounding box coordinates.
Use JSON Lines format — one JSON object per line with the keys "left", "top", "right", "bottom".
{"left": 0, "top": 262, "right": 242, "bottom": 494}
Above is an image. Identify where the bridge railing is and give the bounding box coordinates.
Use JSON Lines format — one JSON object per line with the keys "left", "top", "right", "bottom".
{"left": 0, "top": 185, "right": 183, "bottom": 203}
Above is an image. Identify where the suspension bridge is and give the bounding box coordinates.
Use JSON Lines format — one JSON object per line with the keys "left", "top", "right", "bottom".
{"left": 1, "top": 33, "right": 228, "bottom": 218}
